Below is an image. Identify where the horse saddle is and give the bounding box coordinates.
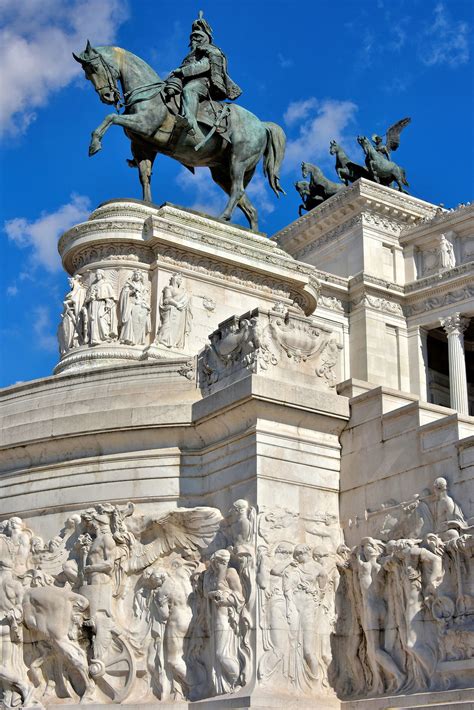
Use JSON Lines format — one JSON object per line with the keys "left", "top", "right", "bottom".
{"left": 154, "top": 96, "right": 232, "bottom": 148}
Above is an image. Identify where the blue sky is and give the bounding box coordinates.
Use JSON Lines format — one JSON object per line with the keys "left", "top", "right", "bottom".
{"left": 1, "top": 0, "right": 473, "bottom": 387}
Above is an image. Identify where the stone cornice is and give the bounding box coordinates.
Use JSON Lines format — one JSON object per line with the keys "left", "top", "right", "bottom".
{"left": 273, "top": 179, "right": 438, "bottom": 257}
{"left": 405, "top": 261, "right": 474, "bottom": 294}
{"left": 349, "top": 272, "right": 404, "bottom": 295}
{"left": 400, "top": 202, "right": 474, "bottom": 242}
{"left": 144, "top": 209, "right": 320, "bottom": 316}
{"left": 405, "top": 282, "right": 474, "bottom": 318}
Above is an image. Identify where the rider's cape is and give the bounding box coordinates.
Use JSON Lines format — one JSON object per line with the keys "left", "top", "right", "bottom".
{"left": 204, "top": 44, "right": 241, "bottom": 101}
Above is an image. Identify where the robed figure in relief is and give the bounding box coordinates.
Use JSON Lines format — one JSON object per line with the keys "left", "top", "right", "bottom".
{"left": 156, "top": 273, "right": 192, "bottom": 349}
{"left": 83, "top": 270, "right": 118, "bottom": 346}
{"left": 119, "top": 270, "right": 151, "bottom": 346}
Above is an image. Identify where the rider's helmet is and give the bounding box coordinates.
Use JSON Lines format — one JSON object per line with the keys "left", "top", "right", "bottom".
{"left": 191, "top": 11, "right": 213, "bottom": 43}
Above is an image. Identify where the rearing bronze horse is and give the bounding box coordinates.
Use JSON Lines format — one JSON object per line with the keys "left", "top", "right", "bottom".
{"left": 73, "top": 42, "right": 286, "bottom": 231}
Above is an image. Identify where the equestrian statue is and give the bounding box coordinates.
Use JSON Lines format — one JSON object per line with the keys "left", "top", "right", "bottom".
{"left": 73, "top": 12, "right": 285, "bottom": 231}
{"left": 294, "top": 117, "right": 412, "bottom": 215}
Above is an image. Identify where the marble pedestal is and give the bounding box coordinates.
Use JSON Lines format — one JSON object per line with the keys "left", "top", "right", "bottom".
{"left": 1, "top": 197, "right": 473, "bottom": 710}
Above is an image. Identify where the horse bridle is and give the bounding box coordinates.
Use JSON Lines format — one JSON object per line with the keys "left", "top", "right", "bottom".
{"left": 84, "top": 52, "right": 122, "bottom": 110}
{"left": 86, "top": 50, "right": 167, "bottom": 112}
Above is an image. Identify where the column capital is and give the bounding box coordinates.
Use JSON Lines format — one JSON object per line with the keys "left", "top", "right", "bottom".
{"left": 440, "top": 313, "right": 470, "bottom": 337}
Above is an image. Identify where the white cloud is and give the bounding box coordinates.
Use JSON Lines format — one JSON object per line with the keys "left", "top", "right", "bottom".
{"left": 4, "top": 194, "right": 91, "bottom": 272}
{"left": 284, "top": 98, "right": 319, "bottom": 126}
{"left": 32, "top": 305, "right": 57, "bottom": 352}
{"left": 246, "top": 173, "right": 275, "bottom": 216}
{"left": 277, "top": 52, "right": 294, "bottom": 70}
{"left": 6, "top": 285, "right": 18, "bottom": 296}
{"left": 176, "top": 167, "right": 226, "bottom": 216}
{"left": 284, "top": 98, "right": 358, "bottom": 172}
{"left": 0, "top": 0, "right": 128, "bottom": 136}
{"left": 421, "top": 3, "right": 470, "bottom": 68}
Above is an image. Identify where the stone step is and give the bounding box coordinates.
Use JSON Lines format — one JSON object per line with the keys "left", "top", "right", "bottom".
{"left": 380, "top": 400, "right": 441, "bottom": 441}
{"left": 341, "top": 687, "right": 474, "bottom": 709}
{"left": 418, "top": 412, "right": 474, "bottom": 452}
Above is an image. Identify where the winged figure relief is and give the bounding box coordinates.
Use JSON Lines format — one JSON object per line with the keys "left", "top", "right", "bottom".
{"left": 371, "top": 117, "right": 411, "bottom": 160}
{"left": 28, "top": 503, "right": 223, "bottom": 588}
{"left": 125, "top": 506, "right": 224, "bottom": 574}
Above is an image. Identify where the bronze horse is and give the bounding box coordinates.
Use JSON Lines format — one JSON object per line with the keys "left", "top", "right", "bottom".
{"left": 73, "top": 42, "right": 286, "bottom": 231}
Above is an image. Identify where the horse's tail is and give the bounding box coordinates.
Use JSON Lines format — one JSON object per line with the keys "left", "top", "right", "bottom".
{"left": 402, "top": 168, "right": 409, "bottom": 187}
{"left": 263, "top": 122, "right": 286, "bottom": 197}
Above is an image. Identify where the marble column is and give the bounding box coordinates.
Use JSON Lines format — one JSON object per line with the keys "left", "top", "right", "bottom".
{"left": 440, "top": 313, "right": 470, "bottom": 415}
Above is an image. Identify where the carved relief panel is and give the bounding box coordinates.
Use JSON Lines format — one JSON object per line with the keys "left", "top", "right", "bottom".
{"left": 335, "top": 477, "right": 474, "bottom": 699}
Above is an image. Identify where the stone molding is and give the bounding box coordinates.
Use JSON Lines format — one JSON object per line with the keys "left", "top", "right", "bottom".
{"left": 350, "top": 294, "right": 404, "bottom": 316}
{"left": 292, "top": 215, "right": 362, "bottom": 261}
{"left": 318, "top": 295, "right": 346, "bottom": 313}
{"left": 406, "top": 284, "right": 474, "bottom": 316}
{"left": 54, "top": 344, "right": 147, "bottom": 374}
{"left": 405, "top": 260, "right": 474, "bottom": 293}
{"left": 144, "top": 211, "right": 321, "bottom": 317}
{"left": 401, "top": 200, "right": 473, "bottom": 235}
{"left": 71, "top": 243, "right": 154, "bottom": 270}
{"left": 275, "top": 179, "right": 439, "bottom": 255}
{"left": 156, "top": 245, "right": 292, "bottom": 299}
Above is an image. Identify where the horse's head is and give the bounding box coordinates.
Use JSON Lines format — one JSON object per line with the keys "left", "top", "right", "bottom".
{"left": 301, "top": 161, "right": 310, "bottom": 178}
{"left": 357, "top": 135, "right": 369, "bottom": 153}
{"left": 295, "top": 180, "right": 310, "bottom": 197}
{"left": 73, "top": 40, "right": 120, "bottom": 107}
{"left": 329, "top": 140, "right": 338, "bottom": 155}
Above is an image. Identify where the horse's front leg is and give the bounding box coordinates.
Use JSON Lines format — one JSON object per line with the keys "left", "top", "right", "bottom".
{"left": 369, "top": 161, "right": 381, "bottom": 183}
{"left": 89, "top": 113, "right": 115, "bottom": 156}
{"left": 89, "top": 113, "right": 152, "bottom": 156}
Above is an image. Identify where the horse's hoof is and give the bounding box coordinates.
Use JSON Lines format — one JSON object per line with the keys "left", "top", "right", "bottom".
{"left": 88, "top": 142, "right": 102, "bottom": 157}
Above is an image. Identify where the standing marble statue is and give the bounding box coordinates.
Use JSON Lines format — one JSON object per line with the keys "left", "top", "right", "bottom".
{"left": 83, "top": 270, "right": 118, "bottom": 345}
{"left": 257, "top": 542, "right": 296, "bottom": 684}
{"left": 438, "top": 235, "right": 456, "bottom": 271}
{"left": 119, "top": 270, "right": 151, "bottom": 346}
{"left": 57, "top": 275, "right": 86, "bottom": 355}
{"left": 156, "top": 273, "right": 192, "bottom": 349}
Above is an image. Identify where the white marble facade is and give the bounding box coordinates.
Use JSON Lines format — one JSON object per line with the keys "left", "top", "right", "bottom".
{"left": 1, "top": 184, "right": 473, "bottom": 708}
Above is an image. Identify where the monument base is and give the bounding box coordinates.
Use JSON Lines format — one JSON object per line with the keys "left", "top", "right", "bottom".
{"left": 341, "top": 687, "right": 474, "bottom": 709}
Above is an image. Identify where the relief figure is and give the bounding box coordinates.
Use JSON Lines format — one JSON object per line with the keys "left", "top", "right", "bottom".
{"left": 156, "top": 273, "right": 192, "bottom": 349}
{"left": 202, "top": 549, "right": 247, "bottom": 695}
{"left": 83, "top": 270, "right": 118, "bottom": 345}
{"left": 119, "top": 270, "right": 151, "bottom": 346}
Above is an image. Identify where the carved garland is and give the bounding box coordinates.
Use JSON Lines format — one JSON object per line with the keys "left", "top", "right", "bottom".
{"left": 406, "top": 285, "right": 474, "bottom": 316}
{"left": 71, "top": 244, "right": 154, "bottom": 270}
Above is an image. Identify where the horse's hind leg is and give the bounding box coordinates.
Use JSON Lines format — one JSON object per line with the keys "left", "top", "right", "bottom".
{"left": 131, "top": 144, "right": 156, "bottom": 203}
{"left": 239, "top": 193, "right": 258, "bottom": 231}
{"left": 219, "top": 156, "right": 247, "bottom": 224}
{"left": 393, "top": 169, "right": 408, "bottom": 193}
{"left": 210, "top": 167, "right": 258, "bottom": 230}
